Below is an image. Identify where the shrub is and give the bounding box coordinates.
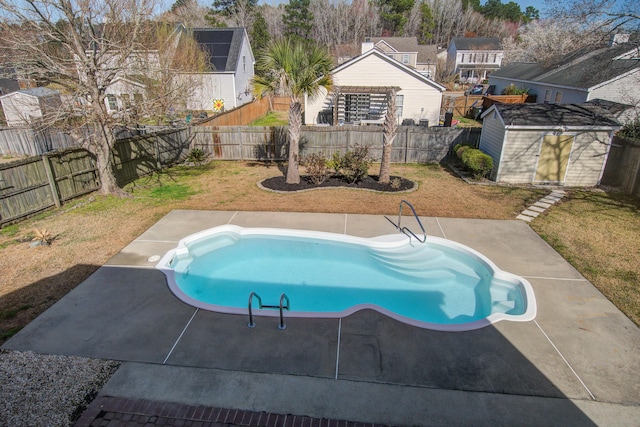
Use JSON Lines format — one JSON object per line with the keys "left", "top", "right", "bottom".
{"left": 301, "top": 153, "right": 330, "bottom": 185}
{"left": 503, "top": 84, "right": 529, "bottom": 95}
{"left": 454, "top": 144, "right": 470, "bottom": 159}
{"left": 329, "top": 144, "right": 373, "bottom": 184}
{"left": 186, "top": 148, "right": 206, "bottom": 165}
{"left": 619, "top": 119, "right": 640, "bottom": 141}
{"left": 461, "top": 148, "right": 493, "bottom": 179}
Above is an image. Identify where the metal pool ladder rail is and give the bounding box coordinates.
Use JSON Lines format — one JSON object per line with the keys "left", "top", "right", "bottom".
{"left": 247, "top": 292, "right": 290, "bottom": 330}
{"left": 385, "top": 200, "right": 427, "bottom": 243}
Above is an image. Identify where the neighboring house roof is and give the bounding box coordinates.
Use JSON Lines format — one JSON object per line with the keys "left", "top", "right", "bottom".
{"left": 192, "top": 28, "right": 246, "bottom": 72}
{"left": 0, "top": 87, "right": 59, "bottom": 99}
{"left": 331, "top": 49, "right": 446, "bottom": 92}
{"left": 369, "top": 37, "right": 438, "bottom": 63}
{"left": 491, "top": 43, "right": 640, "bottom": 89}
{"left": 450, "top": 37, "right": 502, "bottom": 51}
{"left": 481, "top": 102, "right": 622, "bottom": 129}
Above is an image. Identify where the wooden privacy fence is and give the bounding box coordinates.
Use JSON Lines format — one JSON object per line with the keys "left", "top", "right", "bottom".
{"left": 0, "top": 127, "right": 78, "bottom": 156}
{"left": 111, "top": 127, "right": 192, "bottom": 187}
{"left": 0, "top": 148, "right": 100, "bottom": 226}
{"left": 0, "top": 128, "right": 192, "bottom": 225}
{"left": 199, "top": 96, "right": 290, "bottom": 127}
{"left": 191, "top": 125, "right": 481, "bottom": 163}
{"left": 602, "top": 136, "right": 640, "bottom": 197}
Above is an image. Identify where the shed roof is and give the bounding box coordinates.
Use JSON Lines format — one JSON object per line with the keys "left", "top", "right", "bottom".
{"left": 483, "top": 102, "right": 621, "bottom": 128}
{"left": 15, "top": 87, "right": 59, "bottom": 98}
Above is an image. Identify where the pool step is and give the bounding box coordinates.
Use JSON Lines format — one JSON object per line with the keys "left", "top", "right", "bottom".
{"left": 493, "top": 299, "right": 516, "bottom": 313}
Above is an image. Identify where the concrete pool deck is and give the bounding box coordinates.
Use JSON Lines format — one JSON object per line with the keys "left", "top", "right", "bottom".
{"left": 3, "top": 210, "right": 640, "bottom": 426}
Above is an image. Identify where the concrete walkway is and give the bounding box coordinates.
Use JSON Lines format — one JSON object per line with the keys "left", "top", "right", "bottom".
{"left": 3, "top": 211, "right": 640, "bottom": 426}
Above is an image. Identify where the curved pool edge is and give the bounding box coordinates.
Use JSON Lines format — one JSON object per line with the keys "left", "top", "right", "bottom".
{"left": 156, "top": 225, "right": 537, "bottom": 332}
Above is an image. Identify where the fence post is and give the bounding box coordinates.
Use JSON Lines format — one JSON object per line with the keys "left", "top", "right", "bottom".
{"left": 42, "top": 154, "right": 61, "bottom": 208}
{"left": 405, "top": 127, "right": 409, "bottom": 163}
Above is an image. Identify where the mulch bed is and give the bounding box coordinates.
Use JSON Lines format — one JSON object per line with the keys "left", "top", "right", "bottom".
{"left": 260, "top": 175, "right": 416, "bottom": 192}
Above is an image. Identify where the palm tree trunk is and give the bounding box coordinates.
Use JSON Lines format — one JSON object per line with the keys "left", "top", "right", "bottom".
{"left": 379, "top": 89, "right": 398, "bottom": 184}
{"left": 286, "top": 100, "right": 302, "bottom": 184}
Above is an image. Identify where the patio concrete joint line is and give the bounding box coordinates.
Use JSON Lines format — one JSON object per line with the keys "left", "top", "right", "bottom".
{"left": 517, "top": 190, "right": 566, "bottom": 222}
{"left": 343, "top": 214, "right": 348, "bottom": 235}
{"left": 227, "top": 211, "right": 239, "bottom": 224}
{"left": 163, "top": 309, "right": 199, "bottom": 364}
{"left": 534, "top": 319, "right": 596, "bottom": 401}
{"left": 335, "top": 318, "right": 342, "bottom": 380}
{"left": 435, "top": 217, "right": 446, "bottom": 239}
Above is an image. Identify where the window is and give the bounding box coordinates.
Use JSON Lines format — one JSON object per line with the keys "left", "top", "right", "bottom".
{"left": 493, "top": 54, "right": 497, "bottom": 63}
{"left": 396, "top": 94, "right": 404, "bottom": 119}
{"left": 402, "top": 54, "right": 410, "bottom": 64}
{"left": 121, "top": 94, "right": 131, "bottom": 108}
{"left": 243, "top": 56, "right": 246, "bottom": 72}
{"left": 106, "top": 94, "right": 117, "bottom": 111}
{"left": 460, "top": 54, "right": 465, "bottom": 63}
{"left": 133, "top": 93, "right": 143, "bottom": 104}
{"left": 554, "top": 91, "right": 563, "bottom": 103}
{"left": 544, "top": 89, "right": 552, "bottom": 103}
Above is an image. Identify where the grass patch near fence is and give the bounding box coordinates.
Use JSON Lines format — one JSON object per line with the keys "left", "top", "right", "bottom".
{"left": 250, "top": 111, "right": 288, "bottom": 126}
{"left": 531, "top": 190, "right": 640, "bottom": 326}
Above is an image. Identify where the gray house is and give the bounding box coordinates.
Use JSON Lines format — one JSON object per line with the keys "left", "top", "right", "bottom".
{"left": 479, "top": 102, "right": 621, "bottom": 186}
{"left": 488, "top": 41, "right": 640, "bottom": 123}
{"left": 446, "top": 37, "right": 503, "bottom": 83}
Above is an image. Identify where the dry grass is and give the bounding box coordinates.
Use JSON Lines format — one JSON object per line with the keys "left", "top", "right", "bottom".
{"left": 531, "top": 190, "right": 640, "bottom": 326}
{"left": 4, "top": 159, "right": 631, "bottom": 345}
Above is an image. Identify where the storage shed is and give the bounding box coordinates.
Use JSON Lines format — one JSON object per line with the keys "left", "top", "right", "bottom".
{"left": 479, "top": 103, "right": 621, "bottom": 186}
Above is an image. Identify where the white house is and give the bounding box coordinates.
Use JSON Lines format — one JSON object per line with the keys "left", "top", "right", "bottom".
{"left": 488, "top": 40, "right": 640, "bottom": 123}
{"left": 478, "top": 102, "right": 621, "bottom": 186}
{"left": 185, "top": 27, "right": 255, "bottom": 112}
{"left": 304, "top": 49, "right": 445, "bottom": 127}
{"left": 361, "top": 37, "right": 439, "bottom": 79}
{"left": 446, "top": 37, "right": 503, "bottom": 83}
{"left": 0, "top": 88, "right": 62, "bottom": 127}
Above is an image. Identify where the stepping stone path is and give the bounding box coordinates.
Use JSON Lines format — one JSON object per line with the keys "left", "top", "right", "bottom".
{"left": 516, "top": 190, "right": 566, "bottom": 222}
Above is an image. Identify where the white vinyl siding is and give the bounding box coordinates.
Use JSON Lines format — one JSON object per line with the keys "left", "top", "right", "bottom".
{"left": 305, "top": 52, "right": 443, "bottom": 127}
{"left": 478, "top": 111, "right": 506, "bottom": 180}
{"left": 563, "top": 131, "right": 612, "bottom": 186}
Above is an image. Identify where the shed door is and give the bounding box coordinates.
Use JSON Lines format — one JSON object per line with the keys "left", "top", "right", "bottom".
{"left": 534, "top": 134, "right": 574, "bottom": 183}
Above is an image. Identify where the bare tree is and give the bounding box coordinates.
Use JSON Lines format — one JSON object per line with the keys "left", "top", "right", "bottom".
{"left": 502, "top": 19, "right": 607, "bottom": 65}
{"left": 0, "top": 0, "right": 206, "bottom": 195}
{"left": 161, "top": 0, "right": 212, "bottom": 27}
{"left": 548, "top": 0, "right": 640, "bottom": 34}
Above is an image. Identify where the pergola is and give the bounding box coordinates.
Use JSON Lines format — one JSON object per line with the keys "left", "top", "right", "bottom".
{"left": 328, "top": 86, "right": 401, "bottom": 125}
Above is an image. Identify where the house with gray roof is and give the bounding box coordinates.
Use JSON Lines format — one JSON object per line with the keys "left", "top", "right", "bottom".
{"left": 478, "top": 102, "right": 621, "bottom": 186}
{"left": 361, "top": 37, "right": 439, "bottom": 79}
{"left": 185, "top": 27, "right": 255, "bottom": 111}
{"left": 0, "top": 87, "right": 62, "bottom": 127}
{"left": 488, "top": 42, "right": 640, "bottom": 123}
{"left": 446, "top": 37, "right": 503, "bottom": 84}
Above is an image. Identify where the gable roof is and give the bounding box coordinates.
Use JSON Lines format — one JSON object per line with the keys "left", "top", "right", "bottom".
{"left": 481, "top": 102, "right": 621, "bottom": 129}
{"left": 331, "top": 49, "right": 446, "bottom": 92}
{"left": 491, "top": 43, "right": 640, "bottom": 89}
{"left": 0, "top": 87, "right": 59, "bottom": 99}
{"left": 451, "top": 37, "right": 502, "bottom": 51}
{"left": 369, "top": 37, "right": 438, "bottom": 63}
{"left": 192, "top": 28, "right": 246, "bottom": 72}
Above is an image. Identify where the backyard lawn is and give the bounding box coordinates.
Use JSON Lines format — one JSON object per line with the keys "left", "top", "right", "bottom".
{"left": 0, "top": 160, "right": 638, "bottom": 343}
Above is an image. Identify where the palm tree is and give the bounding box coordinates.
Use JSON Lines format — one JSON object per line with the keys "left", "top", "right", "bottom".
{"left": 253, "top": 38, "right": 333, "bottom": 184}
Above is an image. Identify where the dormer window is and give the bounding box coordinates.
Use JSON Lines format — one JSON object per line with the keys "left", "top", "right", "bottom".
{"left": 402, "top": 54, "right": 409, "bottom": 64}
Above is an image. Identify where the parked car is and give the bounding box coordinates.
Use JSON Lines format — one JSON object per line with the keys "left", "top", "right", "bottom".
{"left": 467, "top": 84, "right": 484, "bottom": 95}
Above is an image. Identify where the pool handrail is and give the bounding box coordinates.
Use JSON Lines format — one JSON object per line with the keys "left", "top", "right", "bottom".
{"left": 385, "top": 200, "right": 426, "bottom": 243}
{"left": 247, "top": 291, "right": 290, "bottom": 330}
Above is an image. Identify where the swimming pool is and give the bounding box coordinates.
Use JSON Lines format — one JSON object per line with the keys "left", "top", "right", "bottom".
{"left": 156, "top": 225, "right": 536, "bottom": 331}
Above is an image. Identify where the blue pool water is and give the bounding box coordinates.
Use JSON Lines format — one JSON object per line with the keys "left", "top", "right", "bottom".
{"left": 158, "top": 226, "right": 535, "bottom": 330}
